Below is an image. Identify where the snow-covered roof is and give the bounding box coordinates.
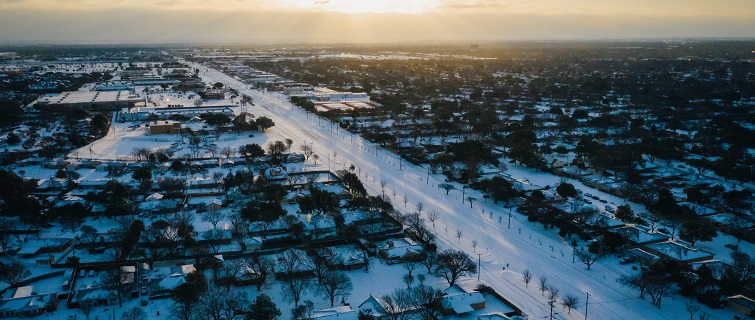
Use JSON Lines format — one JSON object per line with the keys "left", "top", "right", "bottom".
{"left": 157, "top": 275, "right": 185, "bottom": 291}
{"left": 311, "top": 306, "right": 356, "bottom": 320}
{"left": 441, "top": 292, "right": 486, "bottom": 314}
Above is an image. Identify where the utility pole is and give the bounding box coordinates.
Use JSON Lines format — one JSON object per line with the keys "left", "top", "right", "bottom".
{"left": 550, "top": 301, "right": 554, "bottom": 320}
{"left": 508, "top": 207, "right": 512, "bottom": 229}
{"left": 477, "top": 253, "right": 482, "bottom": 281}
{"left": 585, "top": 292, "right": 590, "bottom": 320}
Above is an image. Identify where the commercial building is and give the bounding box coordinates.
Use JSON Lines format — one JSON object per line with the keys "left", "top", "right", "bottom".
{"left": 34, "top": 90, "right": 142, "bottom": 109}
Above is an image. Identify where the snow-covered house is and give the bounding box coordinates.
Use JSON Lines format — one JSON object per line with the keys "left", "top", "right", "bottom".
{"left": 272, "top": 248, "right": 315, "bottom": 278}
{"left": 0, "top": 290, "right": 58, "bottom": 318}
{"left": 377, "top": 238, "right": 424, "bottom": 261}
{"left": 149, "top": 264, "right": 196, "bottom": 297}
{"left": 439, "top": 291, "right": 486, "bottom": 315}
{"left": 263, "top": 166, "right": 288, "bottom": 181}
{"left": 17, "top": 238, "right": 72, "bottom": 259}
{"left": 641, "top": 240, "right": 714, "bottom": 265}
{"left": 310, "top": 306, "right": 356, "bottom": 320}
{"left": 358, "top": 295, "right": 418, "bottom": 319}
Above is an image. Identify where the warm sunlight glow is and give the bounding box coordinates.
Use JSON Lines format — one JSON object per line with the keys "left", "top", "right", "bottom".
{"left": 282, "top": 0, "right": 441, "bottom": 13}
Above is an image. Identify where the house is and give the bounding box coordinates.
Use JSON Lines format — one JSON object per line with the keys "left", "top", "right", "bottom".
{"left": 358, "top": 295, "right": 417, "bottom": 319}
{"left": 439, "top": 279, "right": 524, "bottom": 319}
{"left": 316, "top": 245, "right": 367, "bottom": 270}
{"left": 311, "top": 306, "right": 357, "bottom": 320}
{"left": 302, "top": 215, "right": 337, "bottom": 239}
{"left": 641, "top": 241, "right": 714, "bottom": 265}
{"left": 0, "top": 291, "right": 58, "bottom": 318}
{"left": 272, "top": 248, "right": 315, "bottom": 278}
{"left": 727, "top": 295, "right": 755, "bottom": 316}
{"left": 439, "top": 291, "right": 486, "bottom": 315}
{"left": 377, "top": 238, "right": 424, "bottom": 261}
{"left": 17, "top": 238, "right": 73, "bottom": 259}
{"left": 616, "top": 225, "right": 670, "bottom": 245}
{"left": 148, "top": 264, "right": 196, "bottom": 297}
{"left": 263, "top": 167, "right": 288, "bottom": 180}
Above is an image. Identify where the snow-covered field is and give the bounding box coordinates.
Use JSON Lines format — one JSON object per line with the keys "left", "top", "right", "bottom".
{"left": 187, "top": 63, "right": 742, "bottom": 320}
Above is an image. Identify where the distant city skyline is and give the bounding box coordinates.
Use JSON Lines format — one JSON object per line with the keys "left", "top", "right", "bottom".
{"left": 1, "top": 0, "right": 754, "bottom": 44}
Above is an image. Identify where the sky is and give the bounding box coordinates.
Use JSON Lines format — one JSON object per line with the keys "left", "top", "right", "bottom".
{"left": 0, "top": 0, "right": 754, "bottom": 44}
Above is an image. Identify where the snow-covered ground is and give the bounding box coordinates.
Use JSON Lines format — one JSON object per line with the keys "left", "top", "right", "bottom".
{"left": 188, "top": 63, "right": 741, "bottom": 320}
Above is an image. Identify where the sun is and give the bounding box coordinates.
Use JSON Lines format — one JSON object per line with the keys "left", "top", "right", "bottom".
{"left": 283, "top": 0, "right": 440, "bottom": 14}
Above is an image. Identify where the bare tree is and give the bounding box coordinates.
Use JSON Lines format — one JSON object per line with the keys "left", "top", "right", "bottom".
{"left": 380, "top": 289, "right": 413, "bottom": 320}
{"left": 647, "top": 281, "right": 676, "bottom": 308}
{"left": 685, "top": 300, "right": 700, "bottom": 320}
{"left": 408, "top": 283, "right": 443, "bottom": 320}
{"left": 0, "top": 262, "right": 30, "bottom": 287}
{"left": 202, "top": 210, "right": 225, "bottom": 229}
{"left": 415, "top": 202, "right": 424, "bottom": 215}
{"left": 471, "top": 239, "right": 478, "bottom": 252}
{"left": 229, "top": 211, "right": 249, "bottom": 251}
{"left": 300, "top": 144, "right": 314, "bottom": 162}
{"left": 422, "top": 252, "right": 437, "bottom": 274}
{"left": 618, "top": 273, "right": 651, "bottom": 299}
{"left": 196, "top": 285, "right": 226, "bottom": 320}
{"left": 562, "top": 294, "right": 579, "bottom": 314}
{"left": 220, "top": 146, "right": 236, "bottom": 159}
{"left": 522, "top": 269, "right": 532, "bottom": 288}
{"left": 281, "top": 277, "right": 310, "bottom": 307}
{"left": 285, "top": 168, "right": 303, "bottom": 186}
{"left": 315, "top": 271, "right": 353, "bottom": 306}
{"left": 402, "top": 193, "right": 409, "bottom": 207}
{"left": 427, "top": 211, "right": 438, "bottom": 227}
{"left": 466, "top": 197, "right": 477, "bottom": 208}
{"left": 120, "top": 306, "right": 147, "bottom": 320}
{"left": 539, "top": 276, "right": 549, "bottom": 296}
{"left": 456, "top": 229, "right": 463, "bottom": 243}
{"left": 439, "top": 183, "right": 455, "bottom": 195}
{"left": 434, "top": 249, "right": 476, "bottom": 286}
{"left": 402, "top": 273, "right": 415, "bottom": 289}
{"left": 203, "top": 229, "right": 224, "bottom": 254}
{"left": 576, "top": 249, "right": 604, "bottom": 270}
{"left": 402, "top": 260, "right": 421, "bottom": 277}
{"left": 380, "top": 180, "right": 387, "bottom": 198}
{"left": 100, "top": 267, "right": 132, "bottom": 307}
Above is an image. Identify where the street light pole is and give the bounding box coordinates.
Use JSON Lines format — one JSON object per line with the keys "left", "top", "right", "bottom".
{"left": 585, "top": 292, "right": 590, "bottom": 320}
{"left": 508, "top": 207, "right": 512, "bottom": 229}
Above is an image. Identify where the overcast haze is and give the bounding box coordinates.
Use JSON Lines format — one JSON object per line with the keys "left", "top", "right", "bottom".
{"left": 1, "top": 0, "right": 754, "bottom": 44}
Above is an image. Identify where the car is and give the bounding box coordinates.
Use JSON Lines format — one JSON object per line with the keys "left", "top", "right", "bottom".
{"left": 141, "top": 298, "right": 148, "bottom": 306}
{"left": 140, "top": 287, "right": 148, "bottom": 295}
{"left": 87, "top": 270, "right": 95, "bottom": 277}
{"left": 141, "top": 275, "right": 149, "bottom": 282}
{"left": 725, "top": 244, "right": 738, "bottom": 250}
{"left": 620, "top": 257, "right": 636, "bottom": 265}
{"left": 605, "top": 206, "right": 615, "bottom": 213}
{"left": 78, "top": 270, "right": 85, "bottom": 278}
{"left": 583, "top": 199, "right": 592, "bottom": 204}
{"left": 598, "top": 199, "right": 608, "bottom": 203}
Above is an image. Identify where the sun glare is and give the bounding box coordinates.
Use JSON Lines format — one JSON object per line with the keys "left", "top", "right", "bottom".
{"left": 283, "top": 0, "right": 440, "bottom": 13}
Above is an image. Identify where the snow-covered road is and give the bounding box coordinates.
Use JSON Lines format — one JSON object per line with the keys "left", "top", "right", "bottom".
{"left": 190, "top": 63, "right": 733, "bottom": 320}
